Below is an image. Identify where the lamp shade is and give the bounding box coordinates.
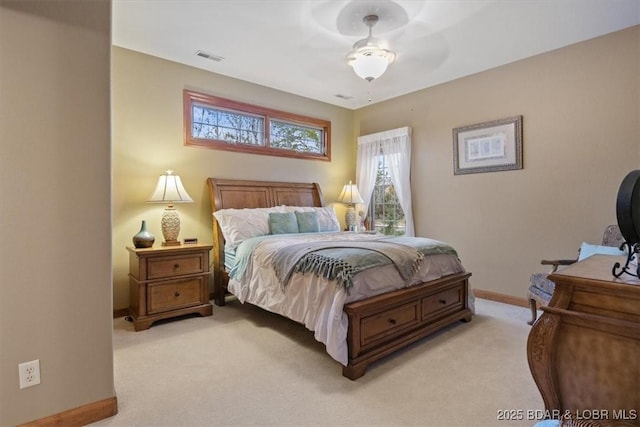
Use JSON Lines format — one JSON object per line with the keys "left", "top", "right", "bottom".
{"left": 148, "top": 170, "right": 193, "bottom": 203}
{"left": 351, "top": 54, "right": 389, "bottom": 82}
{"left": 337, "top": 181, "right": 365, "bottom": 206}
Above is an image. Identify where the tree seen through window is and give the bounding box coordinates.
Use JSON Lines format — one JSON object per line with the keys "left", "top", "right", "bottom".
{"left": 369, "top": 155, "right": 405, "bottom": 236}
{"left": 185, "top": 90, "right": 330, "bottom": 161}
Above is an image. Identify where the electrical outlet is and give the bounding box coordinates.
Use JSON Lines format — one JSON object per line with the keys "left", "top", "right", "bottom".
{"left": 19, "top": 360, "right": 41, "bottom": 389}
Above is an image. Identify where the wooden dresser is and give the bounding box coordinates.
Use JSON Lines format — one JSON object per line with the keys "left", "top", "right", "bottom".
{"left": 127, "top": 244, "right": 213, "bottom": 331}
{"left": 527, "top": 255, "right": 640, "bottom": 426}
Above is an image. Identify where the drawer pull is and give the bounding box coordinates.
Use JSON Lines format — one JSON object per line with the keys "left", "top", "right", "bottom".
{"left": 174, "top": 291, "right": 181, "bottom": 297}
{"left": 174, "top": 263, "right": 180, "bottom": 269}
{"left": 439, "top": 299, "right": 447, "bottom": 304}
{"left": 388, "top": 318, "right": 397, "bottom": 325}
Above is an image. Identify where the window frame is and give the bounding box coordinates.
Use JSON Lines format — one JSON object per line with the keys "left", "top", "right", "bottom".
{"left": 184, "top": 90, "right": 331, "bottom": 161}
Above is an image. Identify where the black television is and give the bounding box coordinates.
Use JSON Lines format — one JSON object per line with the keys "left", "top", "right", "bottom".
{"left": 616, "top": 170, "right": 640, "bottom": 244}
{"left": 613, "top": 170, "right": 640, "bottom": 277}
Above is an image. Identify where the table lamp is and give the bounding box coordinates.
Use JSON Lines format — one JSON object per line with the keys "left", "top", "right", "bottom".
{"left": 148, "top": 170, "right": 193, "bottom": 246}
{"left": 338, "top": 181, "right": 365, "bottom": 231}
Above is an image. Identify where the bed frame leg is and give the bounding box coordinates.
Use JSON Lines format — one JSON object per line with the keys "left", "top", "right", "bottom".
{"left": 212, "top": 281, "right": 226, "bottom": 306}
{"left": 214, "top": 293, "right": 226, "bottom": 306}
{"left": 342, "top": 363, "right": 367, "bottom": 380}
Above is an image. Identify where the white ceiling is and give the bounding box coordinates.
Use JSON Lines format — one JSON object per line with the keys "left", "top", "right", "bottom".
{"left": 112, "top": 0, "right": 640, "bottom": 110}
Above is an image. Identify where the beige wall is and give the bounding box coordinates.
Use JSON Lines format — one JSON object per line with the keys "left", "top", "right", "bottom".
{"left": 113, "top": 27, "right": 639, "bottom": 309}
{"left": 0, "top": 1, "right": 113, "bottom": 425}
{"left": 355, "top": 26, "right": 640, "bottom": 297}
{"left": 112, "top": 47, "right": 356, "bottom": 310}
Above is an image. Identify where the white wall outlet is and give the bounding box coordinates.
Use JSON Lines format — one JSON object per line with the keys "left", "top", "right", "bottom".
{"left": 18, "top": 359, "right": 41, "bottom": 389}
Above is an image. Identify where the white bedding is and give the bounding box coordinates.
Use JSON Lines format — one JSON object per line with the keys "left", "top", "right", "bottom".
{"left": 226, "top": 232, "right": 473, "bottom": 366}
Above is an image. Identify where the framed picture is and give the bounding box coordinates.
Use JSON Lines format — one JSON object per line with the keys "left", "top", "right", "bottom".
{"left": 453, "top": 115, "right": 523, "bottom": 175}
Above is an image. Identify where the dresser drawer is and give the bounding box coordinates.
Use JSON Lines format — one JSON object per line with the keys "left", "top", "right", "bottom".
{"left": 422, "top": 286, "right": 463, "bottom": 321}
{"left": 147, "top": 253, "right": 206, "bottom": 279}
{"left": 360, "top": 301, "right": 420, "bottom": 347}
{"left": 148, "top": 277, "right": 204, "bottom": 314}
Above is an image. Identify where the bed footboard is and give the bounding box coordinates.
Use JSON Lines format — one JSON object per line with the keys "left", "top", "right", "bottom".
{"left": 343, "top": 272, "right": 472, "bottom": 380}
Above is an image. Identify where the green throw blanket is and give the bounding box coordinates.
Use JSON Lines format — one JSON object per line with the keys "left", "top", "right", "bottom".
{"left": 271, "top": 236, "right": 457, "bottom": 291}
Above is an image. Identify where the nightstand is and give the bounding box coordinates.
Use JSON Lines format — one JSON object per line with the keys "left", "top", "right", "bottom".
{"left": 127, "top": 243, "right": 213, "bottom": 331}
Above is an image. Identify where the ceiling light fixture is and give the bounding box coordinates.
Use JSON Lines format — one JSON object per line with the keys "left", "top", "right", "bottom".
{"left": 348, "top": 14, "right": 396, "bottom": 82}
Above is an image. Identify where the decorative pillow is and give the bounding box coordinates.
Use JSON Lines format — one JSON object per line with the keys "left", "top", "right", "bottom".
{"left": 578, "top": 242, "right": 625, "bottom": 261}
{"left": 269, "top": 212, "right": 299, "bottom": 235}
{"left": 213, "top": 206, "right": 286, "bottom": 248}
{"left": 295, "top": 210, "right": 320, "bottom": 233}
{"left": 283, "top": 206, "right": 340, "bottom": 232}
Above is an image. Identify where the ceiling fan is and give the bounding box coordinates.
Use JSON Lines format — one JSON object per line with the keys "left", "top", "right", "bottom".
{"left": 299, "top": 0, "right": 451, "bottom": 101}
{"left": 347, "top": 14, "right": 396, "bottom": 82}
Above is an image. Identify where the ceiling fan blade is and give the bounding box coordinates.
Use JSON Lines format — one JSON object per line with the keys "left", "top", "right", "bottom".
{"left": 395, "top": 31, "right": 450, "bottom": 73}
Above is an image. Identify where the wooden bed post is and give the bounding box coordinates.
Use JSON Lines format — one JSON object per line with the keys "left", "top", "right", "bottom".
{"left": 207, "top": 178, "right": 228, "bottom": 306}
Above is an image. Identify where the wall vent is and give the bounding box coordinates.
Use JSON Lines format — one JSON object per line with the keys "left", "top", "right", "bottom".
{"left": 196, "top": 50, "right": 224, "bottom": 62}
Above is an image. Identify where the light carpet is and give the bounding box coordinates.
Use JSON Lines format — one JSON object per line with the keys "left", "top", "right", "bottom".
{"left": 92, "top": 298, "right": 543, "bottom": 427}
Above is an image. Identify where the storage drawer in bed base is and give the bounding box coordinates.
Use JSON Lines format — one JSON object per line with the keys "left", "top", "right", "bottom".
{"left": 343, "top": 272, "right": 472, "bottom": 380}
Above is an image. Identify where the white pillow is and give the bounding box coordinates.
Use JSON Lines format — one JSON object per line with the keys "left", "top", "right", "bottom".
{"left": 282, "top": 206, "right": 340, "bottom": 232}
{"left": 213, "top": 206, "right": 286, "bottom": 248}
{"left": 577, "top": 242, "right": 625, "bottom": 261}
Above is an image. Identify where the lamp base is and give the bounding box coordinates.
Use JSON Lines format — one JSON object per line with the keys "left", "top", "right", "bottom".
{"left": 345, "top": 205, "right": 357, "bottom": 231}
{"left": 161, "top": 206, "right": 182, "bottom": 246}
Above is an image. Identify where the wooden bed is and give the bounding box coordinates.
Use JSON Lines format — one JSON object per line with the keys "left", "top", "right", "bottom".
{"left": 207, "top": 178, "right": 472, "bottom": 379}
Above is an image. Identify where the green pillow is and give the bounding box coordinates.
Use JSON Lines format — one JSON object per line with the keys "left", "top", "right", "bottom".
{"left": 295, "top": 210, "right": 320, "bottom": 233}
{"left": 269, "top": 212, "right": 298, "bottom": 235}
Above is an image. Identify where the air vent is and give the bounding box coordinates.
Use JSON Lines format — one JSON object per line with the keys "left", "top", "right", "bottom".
{"left": 334, "top": 94, "right": 353, "bottom": 100}
{"left": 195, "top": 50, "right": 224, "bottom": 62}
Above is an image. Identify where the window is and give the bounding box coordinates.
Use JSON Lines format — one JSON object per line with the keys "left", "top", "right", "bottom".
{"left": 357, "top": 126, "right": 413, "bottom": 236}
{"left": 369, "top": 154, "right": 406, "bottom": 236}
{"left": 184, "top": 90, "right": 331, "bottom": 161}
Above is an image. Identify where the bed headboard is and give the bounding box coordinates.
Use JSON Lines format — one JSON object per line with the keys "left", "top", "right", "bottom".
{"left": 206, "top": 178, "right": 325, "bottom": 305}
{"left": 207, "top": 178, "right": 324, "bottom": 211}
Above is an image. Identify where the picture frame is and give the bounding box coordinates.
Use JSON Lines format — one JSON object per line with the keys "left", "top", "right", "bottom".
{"left": 453, "top": 115, "right": 523, "bottom": 175}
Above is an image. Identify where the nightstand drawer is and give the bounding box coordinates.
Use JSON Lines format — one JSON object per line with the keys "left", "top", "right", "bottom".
{"left": 360, "top": 301, "right": 419, "bottom": 347}
{"left": 148, "top": 277, "right": 203, "bottom": 314}
{"left": 421, "top": 286, "right": 462, "bottom": 321}
{"left": 147, "top": 253, "right": 206, "bottom": 279}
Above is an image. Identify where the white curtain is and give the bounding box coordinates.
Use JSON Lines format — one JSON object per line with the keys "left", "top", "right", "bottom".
{"left": 356, "top": 126, "right": 414, "bottom": 236}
